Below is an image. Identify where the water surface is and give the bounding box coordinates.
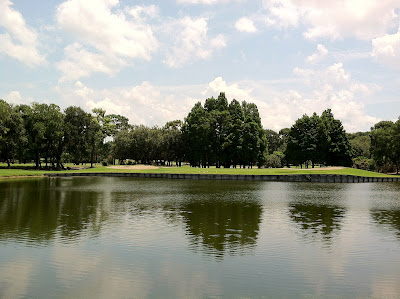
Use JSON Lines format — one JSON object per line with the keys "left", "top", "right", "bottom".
{"left": 1, "top": 177, "right": 400, "bottom": 298}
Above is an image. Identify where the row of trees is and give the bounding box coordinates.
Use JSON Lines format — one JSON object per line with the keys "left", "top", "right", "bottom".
{"left": 0, "top": 100, "right": 129, "bottom": 169}
{"left": 182, "top": 93, "right": 266, "bottom": 168}
{"left": 113, "top": 121, "right": 184, "bottom": 166}
{"left": 1, "top": 95, "right": 398, "bottom": 172}
{"left": 284, "top": 109, "right": 353, "bottom": 168}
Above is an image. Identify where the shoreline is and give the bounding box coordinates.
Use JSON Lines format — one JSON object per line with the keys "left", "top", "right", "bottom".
{"left": 44, "top": 172, "right": 400, "bottom": 183}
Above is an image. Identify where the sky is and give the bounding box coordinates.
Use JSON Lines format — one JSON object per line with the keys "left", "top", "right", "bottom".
{"left": 1, "top": 0, "right": 400, "bottom": 132}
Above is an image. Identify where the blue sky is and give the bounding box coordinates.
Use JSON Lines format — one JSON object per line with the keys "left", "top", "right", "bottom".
{"left": 1, "top": 0, "right": 400, "bottom": 132}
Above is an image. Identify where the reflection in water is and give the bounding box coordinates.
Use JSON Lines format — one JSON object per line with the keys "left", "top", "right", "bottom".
{"left": 371, "top": 209, "right": 400, "bottom": 238}
{"left": 289, "top": 204, "right": 346, "bottom": 240}
{"left": 0, "top": 178, "right": 111, "bottom": 244}
{"left": 0, "top": 178, "right": 263, "bottom": 258}
{"left": 181, "top": 198, "right": 262, "bottom": 258}
{"left": 287, "top": 183, "right": 347, "bottom": 241}
{"left": 2, "top": 178, "right": 400, "bottom": 297}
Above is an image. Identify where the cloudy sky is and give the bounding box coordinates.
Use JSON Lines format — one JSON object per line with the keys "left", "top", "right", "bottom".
{"left": 1, "top": 0, "right": 400, "bottom": 132}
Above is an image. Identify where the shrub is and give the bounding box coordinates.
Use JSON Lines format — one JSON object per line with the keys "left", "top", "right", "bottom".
{"left": 265, "top": 154, "right": 282, "bottom": 168}
{"left": 102, "top": 161, "right": 108, "bottom": 166}
{"left": 127, "top": 160, "right": 133, "bottom": 165}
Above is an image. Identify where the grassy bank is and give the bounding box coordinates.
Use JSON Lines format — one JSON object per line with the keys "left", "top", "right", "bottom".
{"left": 0, "top": 164, "right": 397, "bottom": 178}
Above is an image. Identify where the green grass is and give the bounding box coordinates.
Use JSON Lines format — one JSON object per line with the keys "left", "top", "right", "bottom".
{"left": 0, "top": 164, "right": 397, "bottom": 178}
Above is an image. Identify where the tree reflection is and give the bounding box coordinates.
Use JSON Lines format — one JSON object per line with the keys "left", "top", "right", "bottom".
{"left": 180, "top": 199, "right": 263, "bottom": 259}
{"left": 371, "top": 209, "right": 400, "bottom": 238}
{"left": 289, "top": 203, "right": 346, "bottom": 240}
{"left": 0, "top": 178, "right": 110, "bottom": 244}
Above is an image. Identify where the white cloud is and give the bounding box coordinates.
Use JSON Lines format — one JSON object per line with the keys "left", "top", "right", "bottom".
{"left": 205, "top": 77, "right": 252, "bottom": 100}
{"left": 2, "top": 90, "right": 33, "bottom": 105}
{"left": 205, "top": 68, "right": 380, "bottom": 132}
{"left": 56, "top": 63, "right": 380, "bottom": 133}
{"left": 56, "top": 0, "right": 158, "bottom": 80}
{"left": 63, "top": 80, "right": 200, "bottom": 126}
{"left": 0, "top": 0, "right": 46, "bottom": 66}
{"left": 306, "top": 44, "right": 328, "bottom": 63}
{"left": 263, "top": 0, "right": 400, "bottom": 40}
{"left": 372, "top": 26, "right": 400, "bottom": 69}
{"left": 235, "top": 17, "right": 257, "bottom": 33}
{"left": 163, "top": 17, "right": 226, "bottom": 68}
{"left": 57, "top": 43, "right": 125, "bottom": 82}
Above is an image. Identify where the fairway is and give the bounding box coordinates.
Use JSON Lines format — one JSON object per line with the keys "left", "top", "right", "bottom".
{"left": 0, "top": 165, "right": 397, "bottom": 178}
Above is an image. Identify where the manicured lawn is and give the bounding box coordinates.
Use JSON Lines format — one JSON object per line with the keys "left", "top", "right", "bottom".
{"left": 1, "top": 164, "right": 396, "bottom": 178}
{"left": 76, "top": 165, "right": 397, "bottom": 177}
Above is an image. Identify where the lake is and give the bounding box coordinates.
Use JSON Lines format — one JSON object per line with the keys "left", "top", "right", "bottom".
{"left": 1, "top": 177, "right": 400, "bottom": 298}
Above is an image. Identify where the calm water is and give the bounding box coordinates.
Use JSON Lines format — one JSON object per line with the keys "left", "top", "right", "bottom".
{"left": 1, "top": 177, "right": 400, "bottom": 298}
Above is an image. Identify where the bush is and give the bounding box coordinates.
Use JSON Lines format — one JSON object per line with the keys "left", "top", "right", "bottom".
{"left": 120, "top": 160, "right": 125, "bottom": 165}
{"left": 102, "top": 161, "right": 108, "bottom": 166}
{"left": 127, "top": 160, "right": 133, "bottom": 165}
{"left": 352, "top": 157, "right": 375, "bottom": 171}
{"left": 265, "top": 154, "right": 282, "bottom": 168}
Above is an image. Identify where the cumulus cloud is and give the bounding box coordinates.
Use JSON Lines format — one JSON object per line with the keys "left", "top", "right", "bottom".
{"left": 163, "top": 17, "right": 226, "bottom": 68}
{"left": 204, "top": 77, "right": 252, "bottom": 100}
{"left": 235, "top": 17, "right": 257, "bottom": 33}
{"left": 306, "top": 44, "right": 328, "bottom": 63}
{"left": 372, "top": 26, "right": 400, "bottom": 69}
{"left": 205, "top": 68, "right": 379, "bottom": 132}
{"left": 56, "top": 0, "right": 158, "bottom": 80}
{"left": 0, "top": 0, "right": 46, "bottom": 66}
{"left": 57, "top": 43, "right": 126, "bottom": 82}
{"left": 262, "top": 0, "right": 400, "bottom": 40}
{"left": 65, "top": 80, "right": 200, "bottom": 126}
{"left": 56, "top": 62, "right": 380, "bottom": 133}
{"left": 2, "top": 90, "right": 33, "bottom": 105}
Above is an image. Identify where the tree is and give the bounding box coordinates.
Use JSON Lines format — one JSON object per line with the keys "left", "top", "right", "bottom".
{"left": 370, "top": 120, "right": 400, "bottom": 173}
{"left": 285, "top": 114, "right": 319, "bottom": 168}
{"left": 285, "top": 110, "right": 352, "bottom": 168}
{"left": 241, "top": 101, "right": 266, "bottom": 168}
{"left": 0, "top": 100, "right": 27, "bottom": 167}
{"left": 163, "top": 120, "right": 184, "bottom": 166}
{"left": 64, "top": 106, "right": 92, "bottom": 165}
{"left": 182, "top": 102, "right": 210, "bottom": 167}
{"left": 320, "top": 109, "right": 352, "bottom": 167}
{"left": 226, "top": 99, "right": 244, "bottom": 168}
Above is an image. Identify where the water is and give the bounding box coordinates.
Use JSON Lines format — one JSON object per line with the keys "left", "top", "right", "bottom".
{"left": 0, "top": 177, "right": 400, "bottom": 298}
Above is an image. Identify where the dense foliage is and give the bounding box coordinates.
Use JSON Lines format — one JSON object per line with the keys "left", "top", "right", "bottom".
{"left": 0, "top": 96, "right": 398, "bottom": 173}
{"left": 285, "top": 110, "right": 353, "bottom": 168}
{"left": 182, "top": 93, "right": 266, "bottom": 168}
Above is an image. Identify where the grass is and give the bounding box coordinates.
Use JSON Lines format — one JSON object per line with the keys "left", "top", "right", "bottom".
{"left": 0, "top": 163, "right": 397, "bottom": 178}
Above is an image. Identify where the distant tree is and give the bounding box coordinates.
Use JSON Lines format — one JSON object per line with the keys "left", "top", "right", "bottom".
{"left": 264, "top": 129, "right": 281, "bottom": 154}
{"left": 0, "top": 100, "right": 27, "bottom": 167}
{"left": 285, "top": 110, "right": 352, "bottom": 168}
{"left": 64, "top": 106, "right": 92, "bottom": 165}
{"left": 163, "top": 120, "right": 184, "bottom": 166}
{"left": 242, "top": 101, "right": 266, "bottom": 168}
{"left": 320, "top": 109, "right": 352, "bottom": 167}
{"left": 226, "top": 99, "right": 244, "bottom": 168}
{"left": 182, "top": 102, "right": 210, "bottom": 167}
{"left": 370, "top": 120, "right": 400, "bottom": 173}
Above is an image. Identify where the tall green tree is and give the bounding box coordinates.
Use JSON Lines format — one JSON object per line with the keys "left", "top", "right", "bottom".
{"left": 370, "top": 120, "right": 400, "bottom": 173}
{"left": 226, "top": 99, "right": 244, "bottom": 168}
{"left": 0, "top": 100, "right": 27, "bottom": 167}
{"left": 320, "top": 109, "right": 352, "bottom": 167}
{"left": 64, "top": 106, "right": 92, "bottom": 165}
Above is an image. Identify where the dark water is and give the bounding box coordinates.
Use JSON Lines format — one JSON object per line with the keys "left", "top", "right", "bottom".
{"left": 1, "top": 177, "right": 400, "bottom": 298}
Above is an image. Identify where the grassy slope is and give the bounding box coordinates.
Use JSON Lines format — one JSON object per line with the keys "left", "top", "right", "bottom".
{"left": 0, "top": 164, "right": 397, "bottom": 178}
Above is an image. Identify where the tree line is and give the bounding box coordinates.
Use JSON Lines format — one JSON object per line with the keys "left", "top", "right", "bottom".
{"left": 0, "top": 94, "right": 398, "bottom": 173}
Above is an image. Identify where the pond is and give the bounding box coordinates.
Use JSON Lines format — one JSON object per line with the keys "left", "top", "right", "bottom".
{"left": 1, "top": 177, "right": 400, "bottom": 298}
